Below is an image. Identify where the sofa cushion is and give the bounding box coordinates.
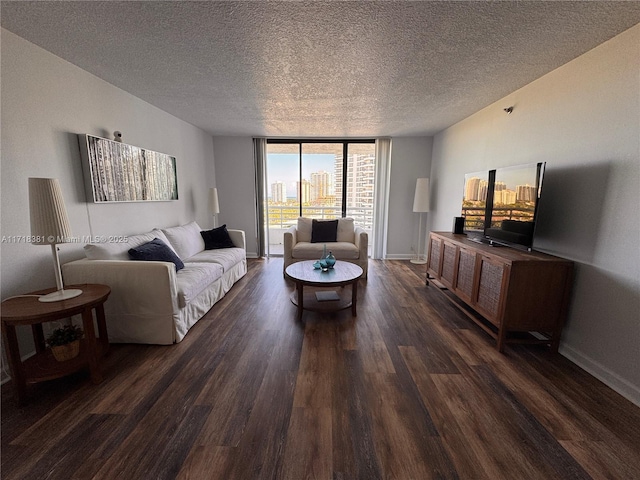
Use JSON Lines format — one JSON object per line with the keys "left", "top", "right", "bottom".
{"left": 336, "top": 217, "right": 355, "bottom": 243}
{"left": 176, "top": 262, "right": 224, "bottom": 308}
{"left": 292, "top": 242, "right": 360, "bottom": 260}
{"left": 297, "top": 217, "right": 313, "bottom": 243}
{"left": 84, "top": 229, "right": 174, "bottom": 261}
{"left": 311, "top": 219, "right": 338, "bottom": 243}
{"left": 185, "top": 247, "right": 246, "bottom": 272}
{"left": 201, "top": 224, "right": 235, "bottom": 250}
{"left": 128, "top": 238, "right": 185, "bottom": 270}
{"left": 162, "top": 221, "right": 205, "bottom": 260}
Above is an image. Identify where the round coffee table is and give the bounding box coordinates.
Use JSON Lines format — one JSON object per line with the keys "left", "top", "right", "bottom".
{"left": 285, "top": 260, "right": 363, "bottom": 320}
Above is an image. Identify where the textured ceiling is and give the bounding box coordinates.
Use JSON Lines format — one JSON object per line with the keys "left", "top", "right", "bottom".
{"left": 2, "top": 1, "right": 640, "bottom": 137}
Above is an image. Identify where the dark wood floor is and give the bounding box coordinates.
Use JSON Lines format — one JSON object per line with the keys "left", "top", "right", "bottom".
{"left": 2, "top": 258, "right": 640, "bottom": 479}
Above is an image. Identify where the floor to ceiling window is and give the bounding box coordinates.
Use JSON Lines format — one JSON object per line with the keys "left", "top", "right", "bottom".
{"left": 264, "top": 140, "right": 376, "bottom": 256}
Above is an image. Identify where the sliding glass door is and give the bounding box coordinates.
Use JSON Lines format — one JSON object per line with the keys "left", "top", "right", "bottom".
{"left": 264, "top": 140, "right": 375, "bottom": 256}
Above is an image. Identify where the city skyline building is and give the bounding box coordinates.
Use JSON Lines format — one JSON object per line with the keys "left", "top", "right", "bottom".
{"left": 297, "top": 179, "right": 311, "bottom": 203}
{"left": 270, "top": 181, "right": 286, "bottom": 203}
{"left": 310, "top": 170, "right": 333, "bottom": 202}
{"left": 464, "top": 177, "right": 489, "bottom": 202}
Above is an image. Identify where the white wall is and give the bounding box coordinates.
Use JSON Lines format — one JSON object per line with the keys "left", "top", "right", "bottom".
{"left": 386, "top": 137, "right": 433, "bottom": 259}
{"left": 212, "top": 136, "right": 432, "bottom": 259}
{"left": 1, "top": 30, "right": 216, "bottom": 358}
{"left": 429, "top": 25, "right": 640, "bottom": 405}
{"left": 212, "top": 136, "right": 259, "bottom": 257}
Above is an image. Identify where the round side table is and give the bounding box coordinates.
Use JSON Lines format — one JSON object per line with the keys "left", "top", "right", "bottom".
{"left": 1, "top": 283, "right": 111, "bottom": 404}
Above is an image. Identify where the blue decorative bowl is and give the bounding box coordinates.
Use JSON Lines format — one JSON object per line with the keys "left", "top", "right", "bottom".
{"left": 325, "top": 253, "right": 336, "bottom": 269}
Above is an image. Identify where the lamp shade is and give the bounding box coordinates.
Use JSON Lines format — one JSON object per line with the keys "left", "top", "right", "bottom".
{"left": 29, "top": 178, "right": 73, "bottom": 245}
{"left": 412, "top": 178, "right": 430, "bottom": 213}
{"left": 209, "top": 187, "right": 220, "bottom": 214}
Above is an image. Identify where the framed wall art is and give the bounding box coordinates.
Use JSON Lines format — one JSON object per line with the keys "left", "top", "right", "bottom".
{"left": 78, "top": 134, "right": 178, "bottom": 203}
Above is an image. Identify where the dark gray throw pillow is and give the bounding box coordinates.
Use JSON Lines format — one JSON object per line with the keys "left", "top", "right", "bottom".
{"left": 201, "top": 224, "right": 235, "bottom": 250}
{"left": 128, "top": 238, "right": 184, "bottom": 270}
{"left": 311, "top": 219, "right": 338, "bottom": 243}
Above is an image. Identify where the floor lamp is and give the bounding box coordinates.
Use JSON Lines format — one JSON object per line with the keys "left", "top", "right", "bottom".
{"left": 411, "top": 178, "right": 430, "bottom": 264}
{"left": 209, "top": 187, "right": 220, "bottom": 228}
{"left": 29, "top": 178, "right": 83, "bottom": 302}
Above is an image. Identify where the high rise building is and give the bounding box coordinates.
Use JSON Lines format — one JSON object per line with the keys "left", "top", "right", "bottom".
{"left": 297, "top": 179, "right": 311, "bottom": 204}
{"left": 333, "top": 152, "right": 375, "bottom": 228}
{"left": 465, "top": 177, "right": 481, "bottom": 201}
{"left": 516, "top": 184, "right": 537, "bottom": 202}
{"left": 310, "top": 170, "right": 332, "bottom": 202}
{"left": 494, "top": 189, "right": 517, "bottom": 205}
{"left": 270, "top": 181, "right": 286, "bottom": 203}
{"left": 478, "top": 180, "right": 488, "bottom": 202}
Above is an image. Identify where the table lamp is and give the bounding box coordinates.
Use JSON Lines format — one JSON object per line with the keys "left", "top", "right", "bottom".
{"left": 29, "top": 178, "right": 83, "bottom": 302}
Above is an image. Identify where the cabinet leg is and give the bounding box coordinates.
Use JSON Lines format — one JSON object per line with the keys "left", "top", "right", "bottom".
{"left": 497, "top": 328, "right": 507, "bottom": 353}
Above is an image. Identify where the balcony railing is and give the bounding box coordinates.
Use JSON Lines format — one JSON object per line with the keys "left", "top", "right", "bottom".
{"left": 461, "top": 206, "right": 536, "bottom": 230}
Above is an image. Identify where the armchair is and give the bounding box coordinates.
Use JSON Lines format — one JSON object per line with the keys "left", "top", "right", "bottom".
{"left": 283, "top": 217, "right": 368, "bottom": 278}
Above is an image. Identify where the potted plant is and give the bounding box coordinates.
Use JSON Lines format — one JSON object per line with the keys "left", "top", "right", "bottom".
{"left": 46, "top": 324, "right": 83, "bottom": 361}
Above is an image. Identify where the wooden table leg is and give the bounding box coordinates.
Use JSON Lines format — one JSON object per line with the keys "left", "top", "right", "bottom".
{"left": 297, "top": 282, "right": 304, "bottom": 321}
{"left": 95, "top": 303, "right": 110, "bottom": 353}
{"left": 81, "top": 308, "right": 103, "bottom": 384}
{"left": 351, "top": 279, "right": 358, "bottom": 316}
{"left": 2, "top": 323, "right": 27, "bottom": 405}
{"left": 32, "top": 324, "right": 47, "bottom": 353}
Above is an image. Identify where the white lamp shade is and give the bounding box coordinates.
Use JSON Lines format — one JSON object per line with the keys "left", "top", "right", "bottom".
{"left": 413, "top": 178, "right": 430, "bottom": 213}
{"left": 29, "top": 178, "right": 73, "bottom": 245}
{"left": 209, "top": 187, "right": 220, "bottom": 214}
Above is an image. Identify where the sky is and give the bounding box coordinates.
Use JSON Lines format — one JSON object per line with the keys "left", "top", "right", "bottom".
{"left": 267, "top": 153, "right": 336, "bottom": 186}
{"left": 465, "top": 163, "right": 542, "bottom": 190}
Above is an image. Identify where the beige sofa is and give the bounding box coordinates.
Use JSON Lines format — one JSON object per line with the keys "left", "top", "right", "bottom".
{"left": 284, "top": 217, "right": 368, "bottom": 278}
{"left": 62, "top": 221, "right": 246, "bottom": 345}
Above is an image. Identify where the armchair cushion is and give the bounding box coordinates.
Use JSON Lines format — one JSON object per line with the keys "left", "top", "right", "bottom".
{"left": 311, "top": 219, "right": 338, "bottom": 243}
{"left": 297, "top": 217, "right": 313, "bottom": 243}
{"left": 292, "top": 242, "right": 359, "bottom": 260}
{"left": 336, "top": 217, "right": 355, "bottom": 243}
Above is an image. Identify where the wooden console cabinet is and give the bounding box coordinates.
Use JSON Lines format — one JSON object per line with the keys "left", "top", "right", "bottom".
{"left": 426, "top": 232, "right": 573, "bottom": 352}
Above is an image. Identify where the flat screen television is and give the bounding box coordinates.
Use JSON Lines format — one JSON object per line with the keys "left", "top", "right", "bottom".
{"left": 462, "top": 170, "right": 490, "bottom": 236}
{"left": 461, "top": 162, "right": 545, "bottom": 251}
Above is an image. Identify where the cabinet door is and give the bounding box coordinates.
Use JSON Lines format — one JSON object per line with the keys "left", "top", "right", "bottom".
{"left": 440, "top": 241, "right": 458, "bottom": 288}
{"left": 453, "top": 246, "right": 476, "bottom": 304}
{"left": 427, "top": 235, "right": 443, "bottom": 278}
{"left": 474, "top": 255, "right": 509, "bottom": 325}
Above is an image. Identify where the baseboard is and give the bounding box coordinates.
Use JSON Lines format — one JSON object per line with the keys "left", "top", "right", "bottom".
{"left": 559, "top": 343, "right": 640, "bottom": 408}
{"left": 384, "top": 254, "right": 414, "bottom": 260}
